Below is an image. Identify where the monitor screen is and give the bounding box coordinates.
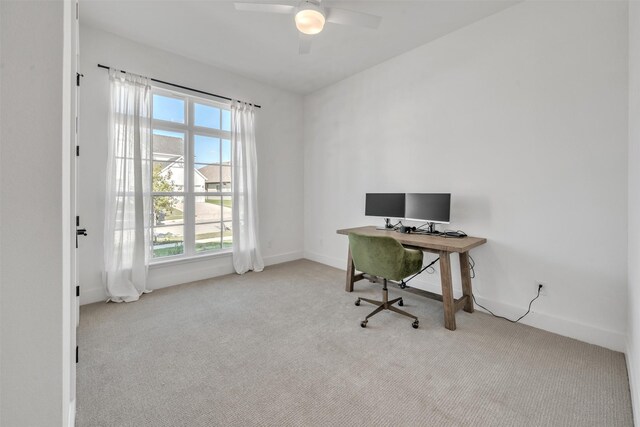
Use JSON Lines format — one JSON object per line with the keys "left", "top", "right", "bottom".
{"left": 405, "top": 193, "right": 451, "bottom": 224}
{"left": 365, "top": 193, "right": 405, "bottom": 218}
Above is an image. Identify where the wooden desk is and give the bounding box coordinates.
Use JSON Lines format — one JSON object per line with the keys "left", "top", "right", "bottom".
{"left": 337, "top": 226, "right": 487, "bottom": 330}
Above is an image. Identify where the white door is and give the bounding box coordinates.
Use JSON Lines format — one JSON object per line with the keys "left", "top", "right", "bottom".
{"left": 70, "top": 0, "right": 81, "bottom": 411}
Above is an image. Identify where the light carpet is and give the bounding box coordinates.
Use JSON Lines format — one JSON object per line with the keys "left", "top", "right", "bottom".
{"left": 77, "top": 259, "right": 633, "bottom": 426}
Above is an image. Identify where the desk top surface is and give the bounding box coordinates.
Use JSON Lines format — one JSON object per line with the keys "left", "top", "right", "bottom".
{"left": 336, "top": 226, "right": 487, "bottom": 253}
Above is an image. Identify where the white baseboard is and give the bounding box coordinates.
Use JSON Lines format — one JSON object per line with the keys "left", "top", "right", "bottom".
{"left": 80, "top": 286, "right": 107, "bottom": 305}
{"left": 80, "top": 250, "right": 305, "bottom": 306}
{"left": 147, "top": 250, "right": 304, "bottom": 291}
{"left": 81, "top": 247, "right": 625, "bottom": 351}
{"left": 148, "top": 258, "right": 235, "bottom": 291}
{"left": 303, "top": 250, "right": 626, "bottom": 352}
{"left": 303, "top": 250, "right": 345, "bottom": 270}
{"left": 264, "top": 251, "right": 304, "bottom": 266}
{"left": 471, "top": 293, "right": 626, "bottom": 352}
{"left": 68, "top": 398, "right": 75, "bottom": 427}
{"left": 627, "top": 342, "right": 639, "bottom": 426}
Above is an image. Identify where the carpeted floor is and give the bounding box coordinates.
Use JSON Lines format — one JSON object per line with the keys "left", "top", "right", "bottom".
{"left": 77, "top": 260, "right": 633, "bottom": 426}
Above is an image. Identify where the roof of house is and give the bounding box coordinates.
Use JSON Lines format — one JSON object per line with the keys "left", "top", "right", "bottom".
{"left": 153, "top": 135, "right": 183, "bottom": 157}
{"left": 198, "top": 164, "right": 231, "bottom": 183}
{"left": 153, "top": 135, "right": 231, "bottom": 184}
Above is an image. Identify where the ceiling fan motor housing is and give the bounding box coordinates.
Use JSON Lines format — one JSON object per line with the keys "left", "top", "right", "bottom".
{"left": 295, "top": 1, "right": 325, "bottom": 35}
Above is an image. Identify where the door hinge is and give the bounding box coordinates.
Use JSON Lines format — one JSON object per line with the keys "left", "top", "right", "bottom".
{"left": 76, "top": 215, "right": 80, "bottom": 227}
{"left": 76, "top": 145, "right": 80, "bottom": 157}
{"left": 76, "top": 346, "right": 79, "bottom": 364}
{"left": 75, "top": 2, "right": 79, "bottom": 20}
{"left": 76, "top": 285, "right": 80, "bottom": 297}
{"left": 76, "top": 73, "right": 83, "bottom": 87}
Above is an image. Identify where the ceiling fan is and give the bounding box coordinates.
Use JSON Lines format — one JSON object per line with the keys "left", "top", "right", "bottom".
{"left": 234, "top": 0, "right": 382, "bottom": 54}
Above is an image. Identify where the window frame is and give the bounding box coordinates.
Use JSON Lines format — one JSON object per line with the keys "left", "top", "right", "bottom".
{"left": 150, "top": 86, "right": 233, "bottom": 263}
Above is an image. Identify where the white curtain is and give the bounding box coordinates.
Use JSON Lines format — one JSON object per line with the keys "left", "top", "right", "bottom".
{"left": 231, "top": 101, "right": 264, "bottom": 274}
{"left": 103, "top": 70, "right": 153, "bottom": 302}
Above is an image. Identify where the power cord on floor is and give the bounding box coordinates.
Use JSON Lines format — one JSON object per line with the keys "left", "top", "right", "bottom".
{"left": 470, "top": 253, "right": 540, "bottom": 323}
{"left": 398, "top": 253, "right": 541, "bottom": 323}
{"left": 472, "top": 286, "right": 542, "bottom": 324}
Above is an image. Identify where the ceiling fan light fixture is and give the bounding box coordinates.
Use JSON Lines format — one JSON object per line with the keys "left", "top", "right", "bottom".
{"left": 295, "top": 5, "right": 325, "bottom": 35}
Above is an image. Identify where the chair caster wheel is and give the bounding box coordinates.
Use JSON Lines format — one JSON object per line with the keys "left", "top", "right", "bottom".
{"left": 361, "top": 320, "right": 368, "bottom": 328}
{"left": 412, "top": 320, "right": 419, "bottom": 329}
{"left": 355, "top": 299, "right": 360, "bottom": 306}
{"left": 398, "top": 299, "right": 404, "bottom": 307}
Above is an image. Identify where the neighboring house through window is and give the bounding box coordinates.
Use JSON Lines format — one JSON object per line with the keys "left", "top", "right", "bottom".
{"left": 151, "top": 87, "right": 232, "bottom": 259}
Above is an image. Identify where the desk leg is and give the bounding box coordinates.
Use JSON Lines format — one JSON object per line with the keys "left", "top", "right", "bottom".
{"left": 345, "top": 248, "right": 355, "bottom": 292}
{"left": 439, "top": 251, "right": 456, "bottom": 330}
{"left": 459, "top": 252, "right": 474, "bottom": 313}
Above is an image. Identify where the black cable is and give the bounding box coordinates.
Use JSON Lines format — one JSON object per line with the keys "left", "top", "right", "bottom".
{"left": 398, "top": 250, "right": 540, "bottom": 323}
{"left": 400, "top": 257, "right": 439, "bottom": 288}
{"left": 441, "top": 229, "right": 468, "bottom": 238}
{"left": 467, "top": 254, "right": 541, "bottom": 323}
{"left": 472, "top": 288, "right": 541, "bottom": 323}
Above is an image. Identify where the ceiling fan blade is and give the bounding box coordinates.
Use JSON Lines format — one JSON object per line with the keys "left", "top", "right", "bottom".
{"left": 299, "top": 34, "right": 312, "bottom": 55}
{"left": 234, "top": 3, "right": 295, "bottom": 14}
{"left": 325, "top": 7, "right": 381, "bottom": 29}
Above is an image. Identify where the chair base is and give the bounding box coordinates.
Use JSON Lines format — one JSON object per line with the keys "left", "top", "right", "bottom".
{"left": 356, "top": 279, "right": 419, "bottom": 329}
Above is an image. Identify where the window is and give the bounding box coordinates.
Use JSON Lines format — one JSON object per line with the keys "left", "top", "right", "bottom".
{"left": 151, "top": 89, "right": 232, "bottom": 260}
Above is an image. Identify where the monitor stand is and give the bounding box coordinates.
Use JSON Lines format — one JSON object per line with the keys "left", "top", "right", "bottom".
{"left": 421, "top": 222, "right": 442, "bottom": 235}
{"left": 376, "top": 218, "right": 395, "bottom": 230}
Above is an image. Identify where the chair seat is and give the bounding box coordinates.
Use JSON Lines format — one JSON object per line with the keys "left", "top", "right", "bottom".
{"left": 348, "top": 233, "right": 424, "bottom": 329}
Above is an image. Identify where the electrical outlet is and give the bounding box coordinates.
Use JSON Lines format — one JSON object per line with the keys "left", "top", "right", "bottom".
{"left": 536, "top": 281, "right": 547, "bottom": 296}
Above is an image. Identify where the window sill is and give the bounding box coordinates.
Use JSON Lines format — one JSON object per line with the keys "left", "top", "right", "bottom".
{"left": 149, "top": 249, "right": 233, "bottom": 268}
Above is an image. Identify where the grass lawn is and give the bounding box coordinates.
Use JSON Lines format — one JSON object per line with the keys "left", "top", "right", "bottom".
{"left": 153, "top": 221, "right": 233, "bottom": 258}
{"left": 195, "top": 241, "right": 233, "bottom": 252}
{"left": 195, "top": 230, "right": 232, "bottom": 252}
{"left": 165, "top": 208, "right": 183, "bottom": 220}
{"left": 196, "top": 230, "right": 233, "bottom": 240}
{"left": 153, "top": 223, "right": 232, "bottom": 258}
{"left": 205, "top": 199, "right": 233, "bottom": 208}
{"left": 153, "top": 242, "right": 184, "bottom": 258}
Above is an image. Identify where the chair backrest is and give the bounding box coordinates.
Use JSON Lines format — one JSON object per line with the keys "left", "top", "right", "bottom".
{"left": 348, "top": 233, "right": 410, "bottom": 281}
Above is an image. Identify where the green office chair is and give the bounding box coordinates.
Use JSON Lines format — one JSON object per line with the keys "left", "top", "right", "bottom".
{"left": 348, "top": 233, "right": 423, "bottom": 329}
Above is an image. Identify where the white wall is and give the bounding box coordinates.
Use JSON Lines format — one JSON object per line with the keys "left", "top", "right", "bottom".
{"left": 78, "top": 26, "right": 304, "bottom": 304}
{"left": 304, "top": 1, "right": 628, "bottom": 351}
{"left": 627, "top": 0, "right": 640, "bottom": 421}
{"left": 1, "top": 1, "right": 72, "bottom": 425}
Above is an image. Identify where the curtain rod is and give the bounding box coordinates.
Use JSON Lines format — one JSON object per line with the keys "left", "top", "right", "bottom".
{"left": 97, "top": 64, "right": 262, "bottom": 109}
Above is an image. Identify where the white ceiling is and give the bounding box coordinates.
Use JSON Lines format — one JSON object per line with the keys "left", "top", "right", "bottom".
{"left": 81, "top": 0, "right": 519, "bottom": 94}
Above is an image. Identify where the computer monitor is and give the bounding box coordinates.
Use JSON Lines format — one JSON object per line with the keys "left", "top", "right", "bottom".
{"left": 365, "top": 193, "right": 405, "bottom": 228}
{"left": 405, "top": 193, "right": 451, "bottom": 229}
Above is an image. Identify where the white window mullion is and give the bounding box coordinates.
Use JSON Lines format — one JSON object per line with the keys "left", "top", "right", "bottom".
{"left": 184, "top": 106, "right": 195, "bottom": 257}
{"left": 219, "top": 128, "right": 224, "bottom": 249}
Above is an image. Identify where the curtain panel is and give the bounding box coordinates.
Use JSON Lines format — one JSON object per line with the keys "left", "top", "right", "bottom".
{"left": 231, "top": 101, "right": 264, "bottom": 274}
{"left": 103, "top": 70, "right": 153, "bottom": 302}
